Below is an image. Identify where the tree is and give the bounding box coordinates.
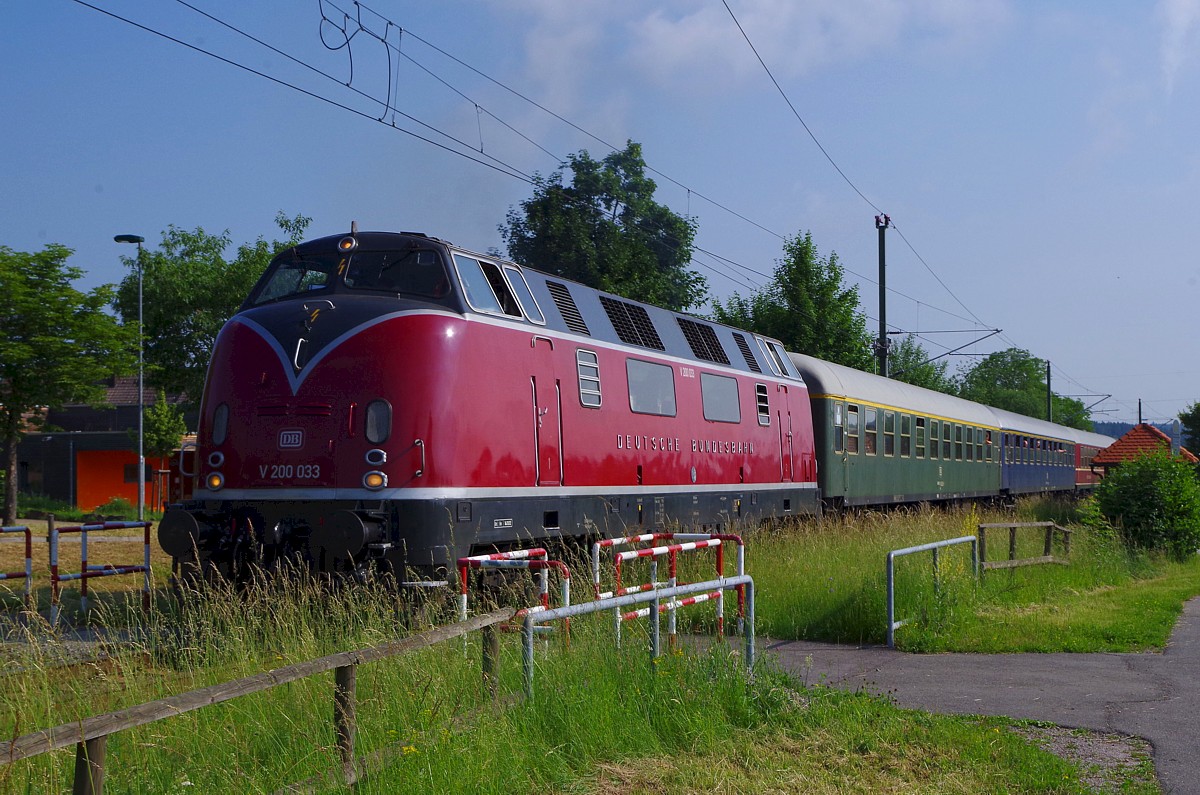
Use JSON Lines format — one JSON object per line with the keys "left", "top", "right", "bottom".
{"left": 956, "top": 348, "right": 1092, "bottom": 430}
{"left": 956, "top": 349, "right": 1044, "bottom": 417}
{"left": 141, "top": 389, "right": 187, "bottom": 465}
{"left": 500, "top": 141, "right": 706, "bottom": 312}
{"left": 1180, "top": 402, "right": 1200, "bottom": 452}
{"left": 113, "top": 211, "right": 310, "bottom": 406}
{"left": 0, "top": 245, "right": 135, "bottom": 524}
{"left": 887, "top": 335, "right": 954, "bottom": 393}
{"left": 1093, "top": 450, "right": 1200, "bottom": 560}
{"left": 712, "top": 232, "right": 874, "bottom": 369}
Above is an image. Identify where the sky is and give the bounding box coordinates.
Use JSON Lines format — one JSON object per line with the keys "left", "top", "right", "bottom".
{"left": 4, "top": 0, "right": 1200, "bottom": 426}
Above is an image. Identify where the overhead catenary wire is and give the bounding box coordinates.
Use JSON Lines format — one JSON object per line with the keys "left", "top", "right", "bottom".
{"left": 71, "top": 0, "right": 1127, "bottom": 417}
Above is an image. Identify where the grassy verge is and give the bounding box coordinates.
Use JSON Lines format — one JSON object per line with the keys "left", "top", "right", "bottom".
{"left": 749, "top": 500, "right": 1200, "bottom": 653}
{"left": 0, "top": 613, "right": 1098, "bottom": 794}
{"left": 1, "top": 498, "right": 1190, "bottom": 792}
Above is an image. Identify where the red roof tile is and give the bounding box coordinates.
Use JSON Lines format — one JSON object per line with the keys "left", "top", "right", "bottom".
{"left": 1092, "top": 423, "right": 1198, "bottom": 465}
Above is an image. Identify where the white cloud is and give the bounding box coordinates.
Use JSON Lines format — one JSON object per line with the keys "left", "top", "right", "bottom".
{"left": 497, "top": 0, "right": 1012, "bottom": 102}
{"left": 624, "top": 0, "right": 1012, "bottom": 93}
{"left": 1158, "top": 0, "right": 1200, "bottom": 93}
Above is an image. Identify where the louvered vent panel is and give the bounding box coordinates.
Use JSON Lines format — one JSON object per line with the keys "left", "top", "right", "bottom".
{"left": 733, "top": 333, "right": 762, "bottom": 373}
{"left": 677, "top": 318, "right": 730, "bottom": 365}
{"left": 599, "top": 295, "right": 665, "bottom": 350}
{"left": 546, "top": 281, "right": 590, "bottom": 335}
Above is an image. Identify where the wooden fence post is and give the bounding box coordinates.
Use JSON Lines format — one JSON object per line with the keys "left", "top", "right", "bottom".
{"left": 481, "top": 624, "right": 499, "bottom": 700}
{"left": 334, "top": 664, "right": 357, "bottom": 785}
{"left": 72, "top": 736, "right": 106, "bottom": 795}
{"left": 1008, "top": 526, "right": 1018, "bottom": 563}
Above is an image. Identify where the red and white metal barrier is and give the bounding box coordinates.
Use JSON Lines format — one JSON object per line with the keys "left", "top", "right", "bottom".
{"left": 0, "top": 525, "right": 33, "bottom": 609}
{"left": 592, "top": 532, "right": 747, "bottom": 646}
{"left": 48, "top": 517, "right": 152, "bottom": 624}
{"left": 457, "top": 549, "right": 571, "bottom": 638}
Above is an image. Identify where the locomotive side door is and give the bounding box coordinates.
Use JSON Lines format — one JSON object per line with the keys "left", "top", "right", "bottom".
{"left": 531, "top": 336, "right": 563, "bottom": 486}
{"left": 777, "top": 384, "right": 794, "bottom": 482}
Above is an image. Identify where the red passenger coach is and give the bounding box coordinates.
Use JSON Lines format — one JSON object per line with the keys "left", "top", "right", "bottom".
{"left": 159, "top": 231, "right": 819, "bottom": 579}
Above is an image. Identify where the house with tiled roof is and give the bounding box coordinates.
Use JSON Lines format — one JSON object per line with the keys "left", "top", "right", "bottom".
{"left": 1091, "top": 423, "right": 1198, "bottom": 474}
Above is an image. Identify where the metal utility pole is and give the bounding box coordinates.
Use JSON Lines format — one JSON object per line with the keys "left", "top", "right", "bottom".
{"left": 875, "top": 214, "right": 891, "bottom": 377}
{"left": 1046, "top": 360, "right": 1052, "bottom": 422}
{"left": 114, "top": 234, "right": 146, "bottom": 521}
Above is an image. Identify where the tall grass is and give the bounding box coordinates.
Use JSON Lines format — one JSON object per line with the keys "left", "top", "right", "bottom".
{"left": 2, "top": 498, "right": 1186, "bottom": 791}
{"left": 750, "top": 499, "right": 1200, "bottom": 652}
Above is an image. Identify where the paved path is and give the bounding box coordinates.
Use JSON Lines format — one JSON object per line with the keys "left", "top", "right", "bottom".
{"left": 764, "top": 598, "right": 1200, "bottom": 794}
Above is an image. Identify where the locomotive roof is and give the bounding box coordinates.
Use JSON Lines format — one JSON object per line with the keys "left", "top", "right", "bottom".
{"left": 439, "top": 236, "right": 805, "bottom": 382}
{"left": 273, "top": 231, "right": 800, "bottom": 383}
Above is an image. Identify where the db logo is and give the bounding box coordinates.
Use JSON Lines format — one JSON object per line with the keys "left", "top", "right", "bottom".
{"left": 278, "top": 429, "right": 304, "bottom": 449}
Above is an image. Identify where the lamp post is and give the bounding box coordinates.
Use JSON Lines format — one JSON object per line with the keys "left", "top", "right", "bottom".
{"left": 115, "top": 234, "right": 146, "bottom": 521}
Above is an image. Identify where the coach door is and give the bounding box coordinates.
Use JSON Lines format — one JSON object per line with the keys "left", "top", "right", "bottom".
{"left": 531, "top": 336, "right": 563, "bottom": 486}
{"left": 777, "top": 384, "right": 794, "bottom": 482}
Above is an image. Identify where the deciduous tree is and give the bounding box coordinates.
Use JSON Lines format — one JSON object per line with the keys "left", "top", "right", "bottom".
{"left": 712, "top": 232, "right": 873, "bottom": 369}
{"left": 113, "top": 212, "right": 309, "bottom": 406}
{"left": 501, "top": 141, "right": 705, "bottom": 312}
{"left": 0, "top": 245, "right": 135, "bottom": 524}
{"left": 888, "top": 335, "right": 954, "bottom": 393}
{"left": 1179, "top": 402, "right": 1200, "bottom": 452}
{"left": 956, "top": 348, "right": 1092, "bottom": 430}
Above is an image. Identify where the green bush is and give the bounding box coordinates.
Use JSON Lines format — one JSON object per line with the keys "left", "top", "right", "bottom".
{"left": 1093, "top": 450, "right": 1200, "bottom": 560}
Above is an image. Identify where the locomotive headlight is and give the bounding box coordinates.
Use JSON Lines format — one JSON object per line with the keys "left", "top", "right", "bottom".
{"left": 363, "top": 471, "right": 387, "bottom": 490}
{"left": 338, "top": 235, "right": 358, "bottom": 252}
{"left": 206, "top": 472, "right": 225, "bottom": 491}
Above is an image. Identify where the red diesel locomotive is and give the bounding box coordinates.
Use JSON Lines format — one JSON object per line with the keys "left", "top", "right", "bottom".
{"left": 159, "top": 230, "right": 820, "bottom": 578}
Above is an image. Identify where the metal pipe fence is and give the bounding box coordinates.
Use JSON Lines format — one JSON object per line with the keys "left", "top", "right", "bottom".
{"left": 48, "top": 516, "right": 152, "bottom": 624}
{"left": 521, "top": 574, "right": 756, "bottom": 699}
{"left": 886, "top": 536, "right": 978, "bottom": 648}
{"left": 0, "top": 525, "right": 34, "bottom": 610}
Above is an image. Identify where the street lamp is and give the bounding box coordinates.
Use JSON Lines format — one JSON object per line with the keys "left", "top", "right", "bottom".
{"left": 115, "top": 234, "right": 146, "bottom": 521}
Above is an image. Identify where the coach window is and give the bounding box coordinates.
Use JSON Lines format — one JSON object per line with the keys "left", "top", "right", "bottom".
{"left": 627, "top": 359, "right": 676, "bottom": 416}
{"left": 900, "top": 414, "right": 911, "bottom": 457}
{"left": 965, "top": 426, "right": 974, "bottom": 461}
{"left": 915, "top": 417, "right": 926, "bottom": 458}
{"left": 576, "top": 349, "right": 602, "bottom": 408}
{"left": 943, "top": 423, "right": 952, "bottom": 460}
{"left": 930, "top": 420, "right": 940, "bottom": 459}
{"left": 864, "top": 407, "right": 878, "bottom": 455}
{"left": 985, "top": 431, "right": 993, "bottom": 462}
{"left": 833, "top": 402, "right": 845, "bottom": 453}
{"left": 846, "top": 405, "right": 860, "bottom": 454}
{"left": 883, "top": 411, "right": 896, "bottom": 457}
{"left": 701, "top": 373, "right": 741, "bottom": 423}
{"left": 503, "top": 265, "right": 546, "bottom": 324}
{"left": 976, "top": 428, "right": 984, "bottom": 462}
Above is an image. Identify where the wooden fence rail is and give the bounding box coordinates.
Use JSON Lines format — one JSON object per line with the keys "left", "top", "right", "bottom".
{"left": 977, "top": 522, "right": 1072, "bottom": 571}
{"left": 1, "top": 607, "right": 515, "bottom": 795}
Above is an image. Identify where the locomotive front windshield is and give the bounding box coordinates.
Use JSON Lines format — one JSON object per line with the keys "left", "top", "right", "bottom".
{"left": 249, "top": 247, "right": 450, "bottom": 306}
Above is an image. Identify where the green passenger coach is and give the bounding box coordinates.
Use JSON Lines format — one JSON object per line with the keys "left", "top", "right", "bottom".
{"left": 789, "top": 353, "right": 1002, "bottom": 508}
